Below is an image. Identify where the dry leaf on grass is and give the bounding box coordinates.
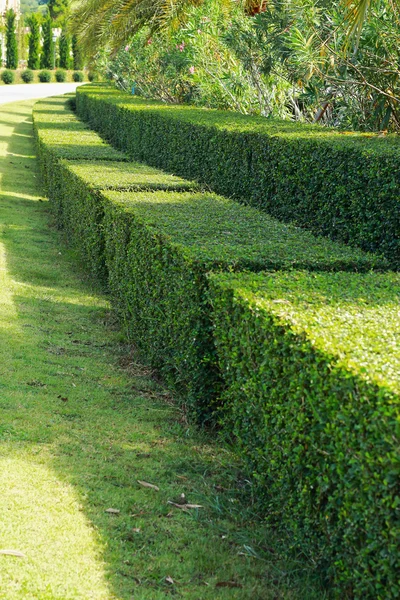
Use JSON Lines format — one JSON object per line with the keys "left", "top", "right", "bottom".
{"left": 167, "top": 501, "right": 203, "bottom": 510}
{"left": 137, "top": 480, "right": 159, "bottom": 491}
{"left": 105, "top": 508, "right": 120, "bottom": 514}
{"left": 0, "top": 550, "right": 27, "bottom": 558}
{"left": 132, "top": 528, "right": 141, "bottom": 533}
{"left": 165, "top": 576, "right": 175, "bottom": 585}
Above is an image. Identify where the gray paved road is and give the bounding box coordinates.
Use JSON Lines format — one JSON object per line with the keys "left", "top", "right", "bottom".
{"left": 0, "top": 83, "right": 83, "bottom": 105}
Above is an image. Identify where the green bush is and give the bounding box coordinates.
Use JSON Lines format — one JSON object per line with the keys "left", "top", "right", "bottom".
{"left": 38, "top": 70, "right": 52, "bottom": 83}
{"left": 1, "top": 69, "right": 14, "bottom": 84}
{"left": 21, "top": 69, "right": 34, "bottom": 83}
{"left": 209, "top": 270, "right": 400, "bottom": 598}
{"left": 33, "top": 97, "right": 386, "bottom": 417}
{"left": 33, "top": 95, "right": 397, "bottom": 596}
{"left": 88, "top": 72, "right": 97, "bottom": 82}
{"left": 73, "top": 71, "right": 84, "bottom": 82}
{"left": 55, "top": 69, "right": 67, "bottom": 82}
{"left": 76, "top": 85, "right": 400, "bottom": 267}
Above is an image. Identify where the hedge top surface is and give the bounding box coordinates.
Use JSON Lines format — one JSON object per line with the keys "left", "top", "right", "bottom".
{"left": 211, "top": 270, "right": 400, "bottom": 394}
{"left": 64, "top": 160, "right": 200, "bottom": 192}
{"left": 33, "top": 96, "right": 127, "bottom": 161}
{"left": 103, "top": 190, "right": 387, "bottom": 272}
{"left": 78, "top": 85, "right": 400, "bottom": 155}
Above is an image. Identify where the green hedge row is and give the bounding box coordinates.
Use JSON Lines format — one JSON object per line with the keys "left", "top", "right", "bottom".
{"left": 75, "top": 85, "right": 400, "bottom": 267}
{"left": 33, "top": 96, "right": 382, "bottom": 414}
{"left": 33, "top": 95, "right": 397, "bottom": 596}
{"left": 209, "top": 270, "right": 400, "bottom": 599}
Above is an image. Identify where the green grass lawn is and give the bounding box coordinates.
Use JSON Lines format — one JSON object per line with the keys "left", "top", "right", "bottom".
{"left": 0, "top": 100, "right": 329, "bottom": 599}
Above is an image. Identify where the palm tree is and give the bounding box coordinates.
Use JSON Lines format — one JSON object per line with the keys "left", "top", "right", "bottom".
{"left": 70, "top": 0, "right": 398, "bottom": 57}
{"left": 71, "top": 0, "right": 205, "bottom": 55}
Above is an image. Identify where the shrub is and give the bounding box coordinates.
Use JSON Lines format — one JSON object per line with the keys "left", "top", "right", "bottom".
{"left": 209, "top": 270, "right": 400, "bottom": 598}
{"left": 72, "top": 71, "right": 84, "bottom": 82}
{"left": 1, "top": 69, "right": 14, "bottom": 84}
{"left": 38, "top": 70, "right": 52, "bottom": 83}
{"left": 33, "top": 97, "right": 386, "bottom": 417}
{"left": 55, "top": 69, "right": 67, "bottom": 82}
{"left": 88, "top": 72, "right": 96, "bottom": 82}
{"left": 21, "top": 69, "right": 34, "bottom": 83}
{"left": 76, "top": 85, "right": 400, "bottom": 267}
{"left": 33, "top": 95, "right": 397, "bottom": 596}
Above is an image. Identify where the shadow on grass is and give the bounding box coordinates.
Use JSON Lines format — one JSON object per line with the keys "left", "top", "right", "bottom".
{"left": 0, "top": 102, "right": 331, "bottom": 600}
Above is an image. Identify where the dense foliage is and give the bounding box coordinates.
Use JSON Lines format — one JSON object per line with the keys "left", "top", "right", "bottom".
{"left": 27, "top": 13, "right": 41, "bottom": 70}
{"left": 76, "top": 85, "right": 400, "bottom": 265}
{"left": 38, "top": 69, "right": 51, "bottom": 81}
{"left": 5, "top": 10, "right": 18, "bottom": 70}
{"left": 210, "top": 270, "right": 400, "bottom": 598}
{"left": 40, "top": 14, "right": 54, "bottom": 69}
{"left": 1, "top": 69, "right": 15, "bottom": 84}
{"left": 21, "top": 68, "right": 34, "bottom": 82}
{"left": 78, "top": 0, "right": 399, "bottom": 132}
{"left": 72, "top": 34, "right": 84, "bottom": 70}
{"left": 33, "top": 94, "right": 399, "bottom": 597}
{"left": 59, "top": 29, "right": 70, "bottom": 69}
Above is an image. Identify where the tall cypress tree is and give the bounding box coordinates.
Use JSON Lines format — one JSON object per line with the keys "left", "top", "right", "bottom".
{"left": 72, "top": 34, "right": 84, "bottom": 70}
{"left": 27, "top": 13, "right": 41, "bottom": 70}
{"left": 5, "top": 10, "right": 18, "bottom": 70}
{"left": 59, "top": 29, "right": 70, "bottom": 69}
{"left": 40, "top": 14, "right": 54, "bottom": 69}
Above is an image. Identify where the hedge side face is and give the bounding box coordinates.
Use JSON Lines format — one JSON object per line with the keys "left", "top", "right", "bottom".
{"left": 100, "top": 188, "right": 385, "bottom": 416}
{"left": 34, "top": 95, "right": 398, "bottom": 595}
{"left": 76, "top": 85, "right": 400, "bottom": 266}
{"left": 209, "top": 271, "right": 400, "bottom": 599}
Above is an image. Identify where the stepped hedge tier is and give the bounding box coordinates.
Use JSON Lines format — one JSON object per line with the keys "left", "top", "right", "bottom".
{"left": 76, "top": 84, "right": 400, "bottom": 267}
{"left": 32, "top": 94, "right": 398, "bottom": 599}
{"left": 209, "top": 270, "right": 400, "bottom": 599}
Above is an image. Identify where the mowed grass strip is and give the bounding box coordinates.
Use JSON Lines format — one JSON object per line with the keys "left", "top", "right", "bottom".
{"left": 0, "top": 100, "right": 329, "bottom": 599}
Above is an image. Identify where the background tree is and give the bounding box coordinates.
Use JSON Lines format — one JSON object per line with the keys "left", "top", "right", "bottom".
{"left": 40, "top": 13, "right": 54, "bottom": 69}
{"left": 5, "top": 10, "right": 18, "bottom": 69}
{"left": 48, "top": 0, "right": 69, "bottom": 22}
{"left": 59, "top": 29, "right": 70, "bottom": 69}
{"left": 71, "top": 34, "right": 84, "bottom": 70}
{"left": 27, "top": 13, "right": 41, "bottom": 69}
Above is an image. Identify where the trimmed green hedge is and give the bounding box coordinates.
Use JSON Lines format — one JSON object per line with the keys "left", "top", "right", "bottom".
{"left": 33, "top": 96, "right": 127, "bottom": 192}
{"left": 209, "top": 270, "right": 400, "bottom": 598}
{"left": 100, "top": 189, "right": 385, "bottom": 414}
{"left": 76, "top": 84, "right": 400, "bottom": 267}
{"left": 34, "top": 95, "right": 398, "bottom": 595}
{"left": 32, "top": 96, "right": 385, "bottom": 414}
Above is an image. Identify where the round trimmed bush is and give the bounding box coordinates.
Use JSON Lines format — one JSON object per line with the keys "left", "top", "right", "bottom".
{"left": 55, "top": 69, "right": 67, "bottom": 82}
{"left": 1, "top": 70, "right": 15, "bottom": 85}
{"left": 21, "top": 69, "right": 34, "bottom": 83}
{"left": 88, "top": 72, "right": 97, "bottom": 82}
{"left": 72, "top": 71, "right": 84, "bottom": 82}
{"left": 38, "top": 70, "right": 52, "bottom": 83}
